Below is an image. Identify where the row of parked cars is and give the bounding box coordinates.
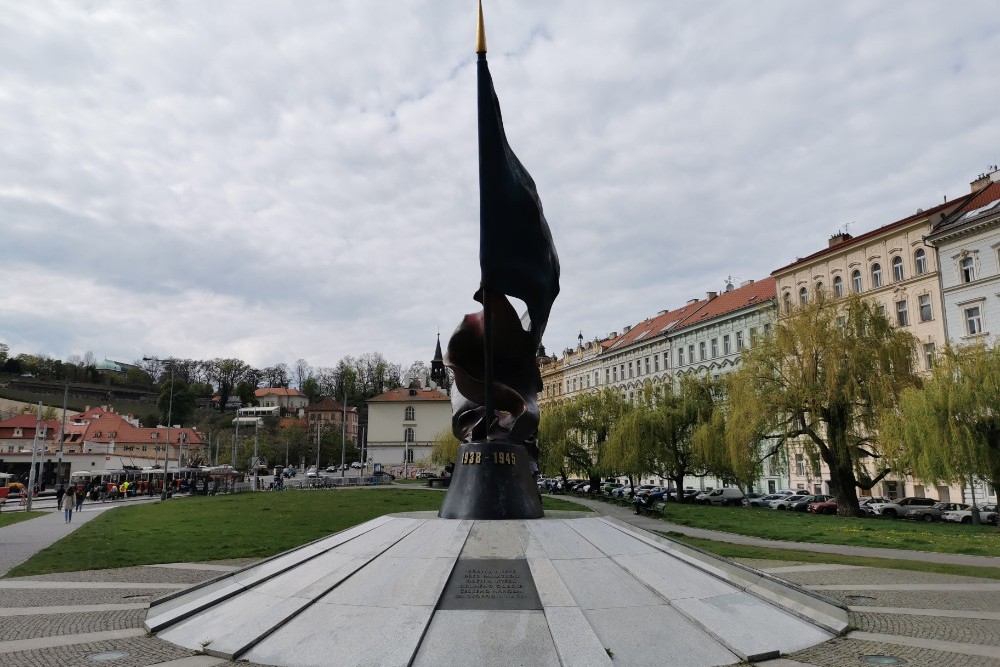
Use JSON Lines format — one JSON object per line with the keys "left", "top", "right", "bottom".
{"left": 561, "top": 480, "right": 999, "bottom": 524}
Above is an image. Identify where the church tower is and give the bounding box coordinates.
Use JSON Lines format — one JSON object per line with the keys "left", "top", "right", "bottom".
{"left": 430, "top": 333, "right": 447, "bottom": 386}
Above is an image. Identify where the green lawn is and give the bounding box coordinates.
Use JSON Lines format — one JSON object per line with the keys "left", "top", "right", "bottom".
{"left": 578, "top": 495, "right": 1000, "bottom": 557}
{"left": 0, "top": 511, "right": 45, "bottom": 528}
{"left": 7, "top": 489, "right": 587, "bottom": 577}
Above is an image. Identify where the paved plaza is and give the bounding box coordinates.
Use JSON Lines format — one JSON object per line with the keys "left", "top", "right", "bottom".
{"left": 1, "top": 493, "right": 998, "bottom": 666}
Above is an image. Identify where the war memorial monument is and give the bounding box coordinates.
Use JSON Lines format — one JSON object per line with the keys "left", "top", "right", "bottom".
{"left": 145, "top": 6, "right": 847, "bottom": 665}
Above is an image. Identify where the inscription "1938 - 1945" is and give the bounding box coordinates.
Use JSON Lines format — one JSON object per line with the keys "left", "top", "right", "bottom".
{"left": 461, "top": 451, "right": 517, "bottom": 465}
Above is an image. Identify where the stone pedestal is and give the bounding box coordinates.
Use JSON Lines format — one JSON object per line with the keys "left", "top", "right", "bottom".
{"left": 438, "top": 440, "right": 543, "bottom": 519}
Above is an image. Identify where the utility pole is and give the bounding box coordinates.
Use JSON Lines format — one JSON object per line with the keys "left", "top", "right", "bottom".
{"left": 340, "top": 390, "right": 347, "bottom": 477}
{"left": 253, "top": 419, "right": 260, "bottom": 492}
{"left": 57, "top": 384, "right": 68, "bottom": 487}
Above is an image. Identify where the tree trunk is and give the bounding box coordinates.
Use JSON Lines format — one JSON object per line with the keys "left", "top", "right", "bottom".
{"left": 671, "top": 475, "right": 685, "bottom": 502}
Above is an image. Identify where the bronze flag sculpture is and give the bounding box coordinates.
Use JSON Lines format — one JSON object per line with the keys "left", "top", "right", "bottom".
{"left": 438, "top": 2, "right": 559, "bottom": 519}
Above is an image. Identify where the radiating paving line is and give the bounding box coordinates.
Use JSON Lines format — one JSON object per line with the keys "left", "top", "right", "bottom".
{"left": 849, "top": 606, "right": 1000, "bottom": 621}
{"left": 847, "top": 630, "right": 1000, "bottom": 660}
{"left": 0, "top": 603, "right": 148, "bottom": 616}
{"left": 144, "top": 563, "right": 241, "bottom": 572}
{"left": 0, "top": 581, "right": 186, "bottom": 590}
{"left": 0, "top": 628, "right": 146, "bottom": 653}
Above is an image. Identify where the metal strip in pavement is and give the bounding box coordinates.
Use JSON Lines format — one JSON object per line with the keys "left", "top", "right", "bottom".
{"left": 848, "top": 606, "right": 1000, "bottom": 621}
{"left": 0, "top": 603, "right": 148, "bottom": 616}
{"left": 0, "top": 581, "right": 186, "bottom": 590}
{"left": 761, "top": 564, "right": 859, "bottom": 573}
{"left": 144, "top": 563, "right": 241, "bottom": 572}
{"left": 848, "top": 630, "right": 1000, "bottom": 660}
{"left": 809, "top": 583, "right": 1000, "bottom": 591}
{"left": 0, "top": 628, "right": 146, "bottom": 653}
{"left": 146, "top": 658, "right": 229, "bottom": 667}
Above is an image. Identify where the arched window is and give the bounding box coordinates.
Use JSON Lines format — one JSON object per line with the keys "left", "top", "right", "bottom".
{"left": 891, "top": 256, "right": 904, "bottom": 282}
{"left": 871, "top": 263, "right": 883, "bottom": 288}
{"left": 798, "top": 287, "right": 808, "bottom": 305}
{"left": 914, "top": 249, "right": 927, "bottom": 275}
{"left": 783, "top": 292, "right": 792, "bottom": 313}
{"left": 403, "top": 427, "right": 414, "bottom": 443}
{"left": 404, "top": 406, "right": 414, "bottom": 421}
{"left": 833, "top": 275, "right": 844, "bottom": 297}
{"left": 852, "top": 269, "right": 863, "bottom": 293}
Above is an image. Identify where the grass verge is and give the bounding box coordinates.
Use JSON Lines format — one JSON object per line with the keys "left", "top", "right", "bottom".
{"left": 0, "top": 511, "right": 45, "bottom": 528}
{"left": 663, "top": 532, "right": 1000, "bottom": 580}
{"left": 7, "top": 489, "right": 587, "bottom": 577}
{"left": 579, "top": 495, "right": 1000, "bottom": 557}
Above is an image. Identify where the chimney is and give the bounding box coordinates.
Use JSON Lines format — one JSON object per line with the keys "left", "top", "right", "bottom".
{"left": 706, "top": 291, "right": 717, "bottom": 301}
{"left": 623, "top": 324, "right": 632, "bottom": 333}
{"left": 970, "top": 166, "right": 1000, "bottom": 193}
{"left": 828, "top": 232, "right": 852, "bottom": 247}
{"left": 687, "top": 298, "right": 699, "bottom": 305}
{"left": 739, "top": 279, "right": 755, "bottom": 288}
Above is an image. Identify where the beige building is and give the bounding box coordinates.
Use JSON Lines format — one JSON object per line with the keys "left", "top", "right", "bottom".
{"left": 772, "top": 198, "right": 967, "bottom": 499}
{"left": 366, "top": 381, "right": 450, "bottom": 476}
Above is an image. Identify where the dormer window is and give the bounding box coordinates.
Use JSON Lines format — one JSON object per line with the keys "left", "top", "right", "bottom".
{"left": 13, "top": 428, "right": 22, "bottom": 438}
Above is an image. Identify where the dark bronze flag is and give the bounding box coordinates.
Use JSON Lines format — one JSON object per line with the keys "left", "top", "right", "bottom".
{"left": 477, "top": 54, "right": 560, "bottom": 345}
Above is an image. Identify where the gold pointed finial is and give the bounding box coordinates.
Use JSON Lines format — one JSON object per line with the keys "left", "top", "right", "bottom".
{"left": 476, "top": 0, "right": 487, "bottom": 54}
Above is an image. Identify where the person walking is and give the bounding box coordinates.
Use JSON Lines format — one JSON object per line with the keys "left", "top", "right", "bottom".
{"left": 55, "top": 484, "right": 65, "bottom": 511}
{"left": 75, "top": 485, "right": 85, "bottom": 512}
{"left": 64, "top": 486, "right": 76, "bottom": 523}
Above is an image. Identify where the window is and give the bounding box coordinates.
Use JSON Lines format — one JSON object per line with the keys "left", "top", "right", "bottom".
{"left": 594, "top": 371, "right": 599, "bottom": 385}
{"left": 966, "top": 306, "right": 983, "bottom": 335}
{"left": 961, "top": 256, "right": 975, "bottom": 283}
{"left": 723, "top": 335, "right": 731, "bottom": 354}
{"left": 628, "top": 362, "right": 633, "bottom": 378}
{"left": 783, "top": 292, "right": 792, "bottom": 313}
{"left": 711, "top": 338, "right": 718, "bottom": 357}
{"left": 896, "top": 300, "right": 909, "bottom": 326}
{"left": 404, "top": 428, "right": 414, "bottom": 443}
{"left": 833, "top": 275, "right": 844, "bottom": 297}
{"left": 612, "top": 366, "right": 618, "bottom": 382}
{"left": 605, "top": 369, "right": 610, "bottom": 384}
{"left": 795, "top": 453, "right": 805, "bottom": 476}
{"left": 699, "top": 342, "right": 706, "bottom": 361}
{"left": 852, "top": 269, "right": 863, "bottom": 293}
{"left": 871, "top": 263, "right": 883, "bottom": 288}
{"left": 406, "top": 448, "right": 414, "bottom": 463}
{"left": 645, "top": 357, "right": 650, "bottom": 374}
{"left": 918, "top": 294, "right": 932, "bottom": 322}
{"left": 677, "top": 347, "right": 684, "bottom": 366}
{"left": 735, "top": 331, "right": 744, "bottom": 350}
{"left": 653, "top": 355, "right": 659, "bottom": 372}
{"left": 836, "top": 316, "right": 846, "bottom": 330}
{"left": 663, "top": 352, "right": 669, "bottom": 369}
{"left": 688, "top": 345, "right": 694, "bottom": 362}
{"left": 799, "top": 287, "right": 808, "bottom": 305}
{"left": 923, "top": 343, "right": 936, "bottom": 370}
{"left": 914, "top": 248, "right": 927, "bottom": 275}
{"left": 404, "top": 406, "right": 415, "bottom": 421}
{"left": 892, "top": 256, "right": 904, "bottom": 282}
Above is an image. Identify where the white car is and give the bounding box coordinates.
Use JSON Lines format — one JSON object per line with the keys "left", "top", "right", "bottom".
{"left": 941, "top": 503, "right": 998, "bottom": 525}
{"left": 770, "top": 494, "right": 811, "bottom": 510}
{"left": 306, "top": 467, "right": 318, "bottom": 478}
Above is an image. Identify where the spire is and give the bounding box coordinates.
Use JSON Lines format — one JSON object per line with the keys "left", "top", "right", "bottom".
{"left": 431, "top": 332, "right": 446, "bottom": 384}
{"left": 476, "top": 0, "right": 487, "bottom": 54}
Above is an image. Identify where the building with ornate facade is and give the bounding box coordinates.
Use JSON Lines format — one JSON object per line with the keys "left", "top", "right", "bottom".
{"left": 365, "top": 380, "right": 450, "bottom": 475}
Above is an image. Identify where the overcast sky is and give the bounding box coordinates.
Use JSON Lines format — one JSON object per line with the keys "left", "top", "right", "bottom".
{"left": 3, "top": 1, "right": 1000, "bottom": 374}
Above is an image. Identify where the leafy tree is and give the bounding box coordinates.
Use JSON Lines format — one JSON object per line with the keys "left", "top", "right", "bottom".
{"left": 203, "top": 358, "right": 254, "bottom": 412}
{"left": 607, "top": 377, "right": 714, "bottom": 501}
{"left": 883, "top": 343, "right": 1000, "bottom": 515}
{"left": 724, "top": 294, "right": 918, "bottom": 516}
{"left": 301, "top": 376, "right": 323, "bottom": 404}
{"left": 538, "top": 389, "right": 629, "bottom": 490}
{"left": 234, "top": 380, "right": 258, "bottom": 408}
{"left": 0, "top": 342, "right": 8, "bottom": 366}
{"left": 262, "top": 363, "right": 290, "bottom": 388}
{"left": 157, "top": 379, "right": 196, "bottom": 427}
{"left": 431, "top": 428, "right": 460, "bottom": 468}
{"left": 695, "top": 375, "right": 787, "bottom": 497}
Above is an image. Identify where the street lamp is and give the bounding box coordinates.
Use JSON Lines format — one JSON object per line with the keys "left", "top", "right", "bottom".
{"left": 144, "top": 357, "right": 174, "bottom": 500}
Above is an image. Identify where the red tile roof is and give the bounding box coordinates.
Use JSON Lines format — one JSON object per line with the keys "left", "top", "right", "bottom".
{"left": 255, "top": 388, "right": 305, "bottom": 397}
{"left": 303, "top": 398, "right": 357, "bottom": 413}
{"left": 675, "top": 278, "right": 776, "bottom": 330}
{"left": 368, "top": 387, "right": 450, "bottom": 402}
{"left": 929, "top": 181, "right": 1000, "bottom": 237}
{"left": 0, "top": 415, "right": 61, "bottom": 440}
{"left": 602, "top": 299, "right": 708, "bottom": 353}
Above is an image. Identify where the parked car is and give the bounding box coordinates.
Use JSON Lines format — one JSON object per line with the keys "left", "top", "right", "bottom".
{"left": 905, "top": 502, "right": 969, "bottom": 522}
{"left": 770, "top": 494, "right": 811, "bottom": 510}
{"left": 941, "top": 503, "right": 998, "bottom": 525}
{"left": 867, "top": 497, "right": 936, "bottom": 518}
{"left": 415, "top": 472, "right": 437, "bottom": 479}
{"left": 746, "top": 493, "right": 788, "bottom": 508}
{"left": 807, "top": 499, "right": 838, "bottom": 515}
{"left": 306, "top": 467, "right": 318, "bottom": 478}
{"left": 702, "top": 488, "right": 745, "bottom": 506}
{"left": 858, "top": 497, "right": 890, "bottom": 516}
{"left": 611, "top": 485, "right": 633, "bottom": 498}
{"left": 789, "top": 494, "right": 831, "bottom": 512}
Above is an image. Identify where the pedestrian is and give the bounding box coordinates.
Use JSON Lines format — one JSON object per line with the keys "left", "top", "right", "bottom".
{"left": 75, "top": 485, "right": 85, "bottom": 512}
{"left": 64, "top": 486, "right": 76, "bottom": 523}
{"left": 55, "top": 484, "right": 65, "bottom": 511}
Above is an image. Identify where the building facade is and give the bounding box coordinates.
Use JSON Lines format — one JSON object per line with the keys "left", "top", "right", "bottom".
{"left": 366, "top": 381, "right": 451, "bottom": 475}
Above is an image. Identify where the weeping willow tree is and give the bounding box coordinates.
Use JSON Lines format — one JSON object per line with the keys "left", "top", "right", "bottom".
{"left": 538, "top": 389, "right": 630, "bottom": 489}
{"left": 726, "top": 294, "right": 918, "bottom": 516}
{"left": 430, "top": 428, "right": 460, "bottom": 470}
{"left": 883, "top": 343, "right": 1000, "bottom": 514}
{"left": 694, "top": 373, "right": 786, "bottom": 496}
{"left": 605, "top": 376, "right": 714, "bottom": 501}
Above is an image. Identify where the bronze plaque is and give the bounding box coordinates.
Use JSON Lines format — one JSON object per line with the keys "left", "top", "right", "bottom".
{"left": 438, "top": 559, "right": 542, "bottom": 611}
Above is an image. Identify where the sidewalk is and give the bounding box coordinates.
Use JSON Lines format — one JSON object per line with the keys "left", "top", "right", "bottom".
{"left": 0, "top": 495, "right": 162, "bottom": 577}
{"left": 560, "top": 494, "right": 1000, "bottom": 569}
